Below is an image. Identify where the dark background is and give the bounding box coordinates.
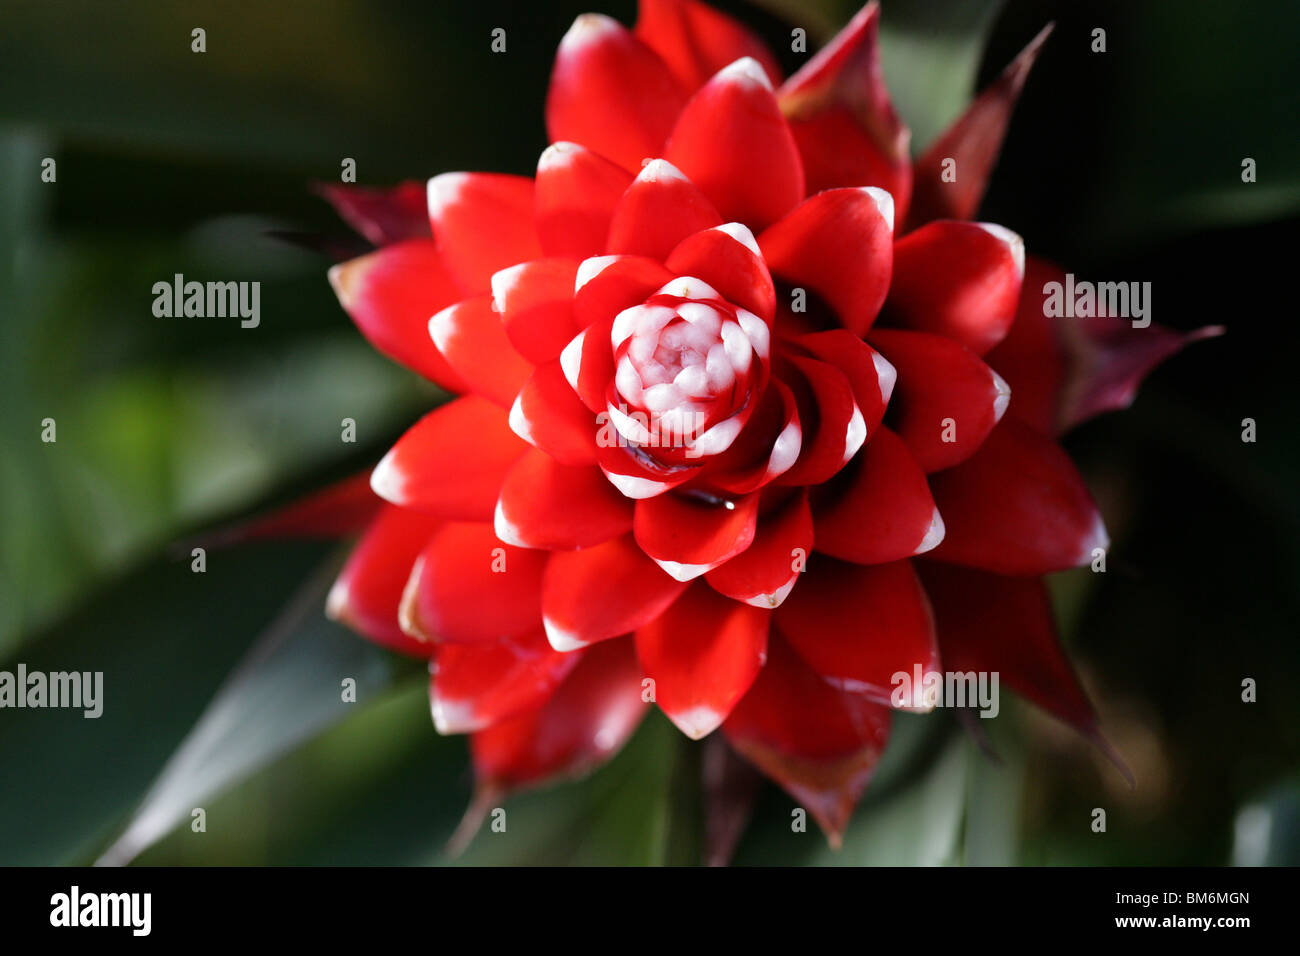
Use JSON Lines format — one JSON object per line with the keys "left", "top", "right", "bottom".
{"left": 0, "top": 0, "right": 1296, "bottom": 865}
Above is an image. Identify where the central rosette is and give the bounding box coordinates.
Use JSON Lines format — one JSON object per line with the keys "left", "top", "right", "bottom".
{"left": 605, "top": 275, "right": 769, "bottom": 466}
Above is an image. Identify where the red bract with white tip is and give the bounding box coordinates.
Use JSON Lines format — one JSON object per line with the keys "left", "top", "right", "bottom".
{"left": 311, "top": 0, "right": 1216, "bottom": 848}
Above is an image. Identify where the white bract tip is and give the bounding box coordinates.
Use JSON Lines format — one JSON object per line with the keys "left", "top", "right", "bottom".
{"left": 543, "top": 618, "right": 590, "bottom": 653}
{"left": 863, "top": 186, "right": 895, "bottom": 233}
{"left": 991, "top": 370, "right": 1012, "bottom": 421}
{"left": 427, "top": 172, "right": 470, "bottom": 220}
{"left": 916, "top": 508, "right": 946, "bottom": 554}
{"left": 369, "top": 449, "right": 406, "bottom": 505}
{"left": 716, "top": 56, "right": 772, "bottom": 91}
{"left": 637, "top": 158, "right": 688, "bottom": 183}
{"left": 713, "top": 221, "right": 762, "bottom": 257}
{"left": 978, "top": 222, "right": 1026, "bottom": 279}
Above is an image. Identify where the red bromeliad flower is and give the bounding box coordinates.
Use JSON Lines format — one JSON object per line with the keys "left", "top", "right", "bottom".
{"left": 304, "top": 0, "right": 1215, "bottom": 848}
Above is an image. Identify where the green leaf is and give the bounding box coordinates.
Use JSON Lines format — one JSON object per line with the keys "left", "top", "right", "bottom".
{"left": 134, "top": 700, "right": 686, "bottom": 866}
{"left": 0, "top": 539, "right": 346, "bottom": 864}
{"left": 96, "top": 558, "right": 405, "bottom": 865}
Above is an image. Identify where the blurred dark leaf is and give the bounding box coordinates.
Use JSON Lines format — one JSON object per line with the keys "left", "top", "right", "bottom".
{"left": 0, "top": 539, "right": 343, "bottom": 864}
{"left": 97, "top": 558, "right": 405, "bottom": 865}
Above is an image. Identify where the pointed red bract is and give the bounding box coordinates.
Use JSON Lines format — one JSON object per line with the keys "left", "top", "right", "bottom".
{"left": 607, "top": 159, "right": 723, "bottom": 261}
{"left": 724, "top": 635, "right": 892, "bottom": 845}
{"left": 431, "top": 630, "right": 581, "bottom": 734}
{"left": 988, "top": 257, "right": 1222, "bottom": 434}
{"left": 428, "top": 172, "right": 541, "bottom": 294}
{"left": 495, "top": 450, "right": 633, "bottom": 551}
{"left": 777, "top": 556, "right": 937, "bottom": 707}
{"left": 546, "top": 14, "right": 687, "bottom": 172}
{"left": 471, "top": 638, "right": 649, "bottom": 788}
{"left": 534, "top": 142, "right": 633, "bottom": 258}
{"left": 778, "top": 2, "right": 912, "bottom": 220}
{"left": 908, "top": 25, "right": 1053, "bottom": 229}
{"left": 665, "top": 58, "right": 805, "bottom": 231}
{"left": 511, "top": 360, "right": 599, "bottom": 466}
{"left": 928, "top": 418, "right": 1107, "bottom": 575}
{"left": 400, "top": 521, "right": 546, "bottom": 644}
{"left": 326, "top": 504, "right": 442, "bottom": 657}
{"left": 636, "top": 581, "right": 769, "bottom": 738}
{"left": 883, "top": 220, "right": 1024, "bottom": 355}
{"left": 775, "top": 354, "right": 865, "bottom": 486}
{"left": 665, "top": 223, "right": 775, "bottom": 323}
{"left": 233, "top": 471, "right": 382, "bottom": 542}
{"left": 541, "top": 535, "right": 688, "bottom": 650}
{"left": 705, "top": 490, "right": 812, "bottom": 608}
{"left": 759, "top": 187, "right": 894, "bottom": 336}
{"left": 633, "top": 490, "right": 759, "bottom": 581}
{"left": 812, "top": 426, "right": 943, "bottom": 564}
{"left": 371, "top": 396, "right": 527, "bottom": 520}
{"left": 329, "top": 239, "right": 467, "bottom": 391}
{"left": 869, "top": 328, "right": 1009, "bottom": 471}
{"left": 317, "top": 181, "right": 430, "bottom": 246}
{"left": 491, "top": 258, "right": 582, "bottom": 363}
{"left": 635, "top": 0, "right": 782, "bottom": 92}
{"left": 430, "top": 294, "right": 533, "bottom": 408}
{"left": 918, "top": 561, "right": 1095, "bottom": 732}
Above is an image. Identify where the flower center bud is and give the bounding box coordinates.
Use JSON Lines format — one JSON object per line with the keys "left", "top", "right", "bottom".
{"left": 607, "top": 276, "right": 769, "bottom": 460}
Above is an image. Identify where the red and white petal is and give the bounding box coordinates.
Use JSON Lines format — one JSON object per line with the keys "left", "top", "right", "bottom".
{"left": 699, "top": 381, "right": 802, "bottom": 495}
{"left": 775, "top": 354, "right": 866, "bottom": 486}
{"left": 635, "top": 0, "right": 782, "bottom": 93}
{"left": 429, "top": 295, "right": 533, "bottom": 408}
{"left": 427, "top": 172, "right": 541, "bottom": 294}
{"left": 633, "top": 490, "right": 759, "bottom": 581}
{"left": 723, "top": 635, "right": 892, "bottom": 846}
{"left": 572, "top": 254, "right": 677, "bottom": 328}
{"left": 607, "top": 159, "right": 723, "bottom": 261}
{"left": 328, "top": 239, "right": 466, "bottom": 391}
{"left": 495, "top": 449, "right": 633, "bottom": 550}
{"left": 776, "top": 556, "right": 938, "bottom": 708}
{"left": 777, "top": 3, "right": 911, "bottom": 219}
{"left": 794, "top": 329, "right": 894, "bottom": 434}
{"left": 636, "top": 581, "right": 769, "bottom": 738}
{"left": 399, "top": 521, "right": 546, "bottom": 644}
{"left": 883, "top": 220, "right": 1024, "bottom": 355}
{"left": 371, "top": 396, "right": 527, "bottom": 520}
{"left": 317, "top": 180, "right": 430, "bottom": 246}
{"left": 758, "top": 187, "right": 894, "bottom": 337}
{"left": 546, "top": 14, "right": 687, "bottom": 172}
{"left": 534, "top": 142, "right": 633, "bottom": 258}
{"left": 908, "top": 26, "right": 1052, "bottom": 229}
{"left": 470, "top": 638, "right": 649, "bottom": 789}
{"left": 868, "top": 328, "right": 1009, "bottom": 472}
{"left": 665, "top": 222, "right": 775, "bottom": 323}
{"left": 928, "top": 418, "right": 1108, "bottom": 575}
{"left": 326, "top": 504, "right": 442, "bottom": 657}
{"left": 706, "top": 490, "right": 812, "bottom": 608}
{"left": 596, "top": 440, "right": 701, "bottom": 499}
{"left": 510, "top": 359, "right": 599, "bottom": 466}
{"left": 430, "top": 630, "right": 580, "bottom": 734}
{"left": 491, "top": 258, "right": 582, "bottom": 363}
{"left": 664, "top": 57, "right": 805, "bottom": 230}
{"left": 917, "top": 561, "right": 1096, "bottom": 733}
{"left": 812, "top": 425, "right": 944, "bottom": 564}
{"left": 541, "top": 534, "right": 689, "bottom": 650}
